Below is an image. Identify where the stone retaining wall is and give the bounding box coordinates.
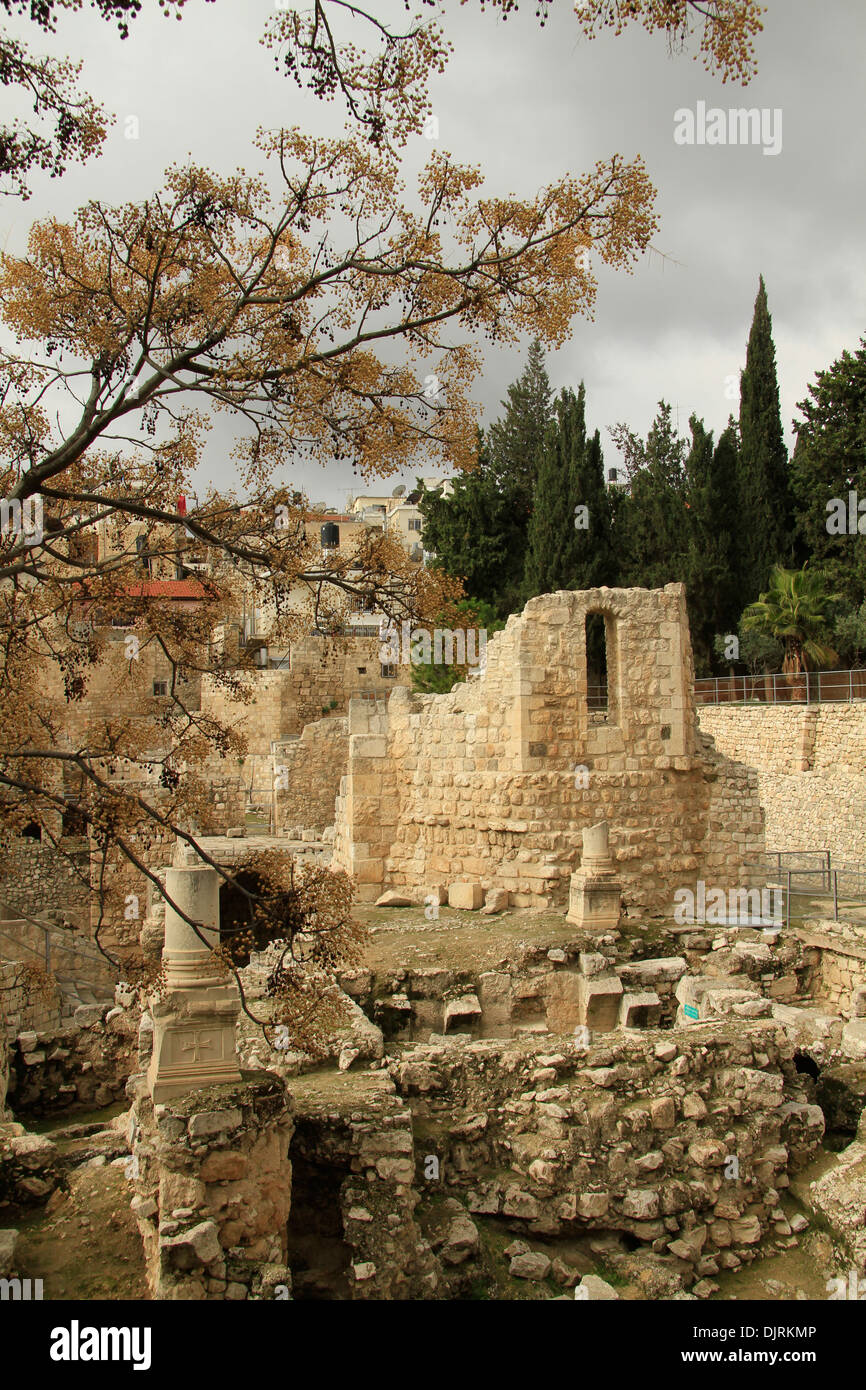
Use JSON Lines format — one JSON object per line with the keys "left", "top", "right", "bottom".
{"left": 5, "top": 1006, "right": 138, "bottom": 1117}
{"left": 393, "top": 1023, "right": 823, "bottom": 1290}
{"left": 697, "top": 705, "right": 866, "bottom": 861}
{"left": 130, "top": 1072, "right": 294, "bottom": 1300}
{"left": 273, "top": 716, "right": 348, "bottom": 832}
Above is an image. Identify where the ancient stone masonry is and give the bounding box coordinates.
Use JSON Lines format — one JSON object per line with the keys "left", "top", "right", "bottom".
{"left": 273, "top": 716, "right": 349, "bottom": 834}
{"left": 0, "top": 837, "right": 91, "bottom": 932}
{"left": 285, "top": 1072, "right": 441, "bottom": 1299}
{"left": 333, "top": 586, "right": 764, "bottom": 907}
{"left": 393, "top": 1024, "right": 824, "bottom": 1292}
{"left": 199, "top": 635, "right": 409, "bottom": 757}
{"left": 697, "top": 704, "right": 866, "bottom": 862}
{"left": 129, "top": 1073, "right": 294, "bottom": 1300}
{"left": 6, "top": 1005, "right": 137, "bottom": 1118}
{"left": 0, "top": 958, "right": 65, "bottom": 1039}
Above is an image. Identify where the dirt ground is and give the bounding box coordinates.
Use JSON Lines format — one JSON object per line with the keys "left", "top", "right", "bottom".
{"left": 13, "top": 1114, "right": 149, "bottom": 1301}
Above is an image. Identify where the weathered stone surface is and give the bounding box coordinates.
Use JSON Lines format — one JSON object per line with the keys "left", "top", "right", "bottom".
{"left": 443, "top": 994, "right": 482, "bottom": 1030}
{"left": 187, "top": 1108, "right": 243, "bottom": 1139}
{"left": 442, "top": 1215, "right": 479, "bottom": 1265}
{"left": 619, "top": 992, "right": 662, "bottom": 1029}
{"left": 509, "top": 1250, "right": 551, "bottom": 1280}
{"left": 622, "top": 1189, "right": 660, "bottom": 1220}
{"left": 448, "top": 883, "right": 484, "bottom": 911}
{"left": 162, "top": 1220, "right": 222, "bottom": 1268}
{"left": 481, "top": 889, "right": 510, "bottom": 915}
{"left": 578, "top": 1274, "right": 619, "bottom": 1300}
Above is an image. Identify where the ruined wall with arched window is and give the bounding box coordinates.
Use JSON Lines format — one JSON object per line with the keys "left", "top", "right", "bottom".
{"left": 333, "top": 584, "right": 762, "bottom": 913}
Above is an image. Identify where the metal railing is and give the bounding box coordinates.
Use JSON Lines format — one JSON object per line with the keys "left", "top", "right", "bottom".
{"left": 695, "top": 668, "right": 866, "bottom": 706}
{"left": 0, "top": 917, "right": 116, "bottom": 978}
{"left": 742, "top": 850, "right": 866, "bottom": 925}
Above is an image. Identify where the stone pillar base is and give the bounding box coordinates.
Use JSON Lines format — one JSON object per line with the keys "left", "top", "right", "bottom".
{"left": 147, "top": 984, "right": 242, "bottom": 1104}
{"left": 567, "top": 872, "right": 622, "bottom": 930}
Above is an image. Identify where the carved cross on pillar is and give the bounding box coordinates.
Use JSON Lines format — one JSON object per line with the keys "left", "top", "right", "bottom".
{"left": 180, "top": 1030, "right": 220, "bottom": 1063}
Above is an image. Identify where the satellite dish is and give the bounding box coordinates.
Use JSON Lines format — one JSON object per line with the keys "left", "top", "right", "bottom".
{"left": 392, "top": 485, "right": 406, "bottom": 497}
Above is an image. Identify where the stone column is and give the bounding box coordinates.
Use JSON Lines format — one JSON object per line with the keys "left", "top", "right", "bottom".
{"left": 567, "top": 822, "right": 622, "bottom": 931}
{"left": 146, "top": 852, "right": 242, "bottom": 1103}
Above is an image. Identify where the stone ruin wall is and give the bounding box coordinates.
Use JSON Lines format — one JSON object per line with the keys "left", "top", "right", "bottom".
{"left": 333, "top": 586, "right": 765, "bottom": 910}
{"left": 697, "top": 704, "right": 866, "bottom": 862}
{"left": 200, "top": 635, "right": 409, "bottom": 757}
{"left": 273, "top": 716, "right": 349, "bottom": 833}
{"left": 0, "top": 837, "right": 91, "bottom": 932}
{"left": 392, "top": 1024, "right": 823, "bottom": 1278}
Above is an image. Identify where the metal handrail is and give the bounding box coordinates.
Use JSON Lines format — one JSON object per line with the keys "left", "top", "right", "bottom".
{"left": 742, "top": 849, "right": 866, "bottom": 923}
{"left": 695, "top": 668, "right": 866, "bottom": 706}
{"left": 0, "top": 921, "right": 115, "bottom": 976}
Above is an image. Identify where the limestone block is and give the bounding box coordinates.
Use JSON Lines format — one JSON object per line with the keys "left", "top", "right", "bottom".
{"left": 650, "top": 1097, "right": 676, "bottom": 1128}
{"left": 841, "top": 1019, "right": 866, "bottom": 1059}
{"left": 448, "top": 882, "right": 484, "bottom": 910}
{"left": 579, "top": 974, "right": 623, "bottom": 1033}
{"left": 618, "top": 957, "right": 687, "bottom": 988}
{"left": 510, "top": 1250, "right": 551, "bottom": 1280}
{"left": 622, "top": 1189, "right": 659, "bottom": 1220}
{"left": 443, "top": 994, "right": 482, "bottom": 1030}
{"left": 619, "top": 992, "right": 662, "bottom": 1028}
{"left": 577, "top": 1274, "right": 619, "bottom": 1300}
{"left": 161, "top": 1220, "right": 222, "bottom": 1269}
{"left": 576, "top": 1192, "right": 609, "bottom": 1218}
{"left": 481, "top": 888, "right": 509, "bottom": 914}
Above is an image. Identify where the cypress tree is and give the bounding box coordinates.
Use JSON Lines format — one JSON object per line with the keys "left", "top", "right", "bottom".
{"left": 487, "top": 338, "right": 554, "bottom": 512}
{"left": 523, "top": 384, "right": 614, "bottom": 598}
{"left": 737, "top": 275, "right": 793, "bottom": 598}
{"left": 684, "top": 415, "right": 742, "bottom": 671}
{"left": 572, "top": 421, "right": 614, "bottom": 590}
{"left": 615, "top": 401, "right": 689, "bottom": 589}
{"left": 523, "top": 387, "right": 582, "bottom": 597}
{"left": 416, "top": 430, "right": 526, "bottom": 618}
{"left": 790, "top": 338, "right": 866, "bottom": 607}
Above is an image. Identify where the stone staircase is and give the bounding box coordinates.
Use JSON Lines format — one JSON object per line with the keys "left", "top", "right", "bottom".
{"left": 0, "top": 915, "right": 117, "bottom": 1029}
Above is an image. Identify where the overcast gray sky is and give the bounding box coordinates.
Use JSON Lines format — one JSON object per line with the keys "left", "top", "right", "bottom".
{"left": 4, "top": 0, "right": 865, "bottom": 506}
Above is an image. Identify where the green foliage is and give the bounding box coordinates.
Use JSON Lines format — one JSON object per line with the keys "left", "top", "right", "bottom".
{"left": 737, "top": 275, "right": 793, "bottom": 597}
{"left": 683, "top": 416, "right": 743, "bottom": 674}
{"left": 486, "top": 338, "right": 554, "bottom": 513}
{"left": 740, "top": 565, "right": 841, "bottom": 673}
{"left": 612, "top": 401, "right": 689, "bottom": 590}
{"left": 830, "top": 599, "right": 866, "bottom": 668}
{"left": 409, "top": 599, "right": 505, "bottom": 695}
{"left": 790, "top": 337, "right": 866, "bottom": 606}
{"left": 713, "top": 626, "right": 783, "bottom": 675}
{"left": 417, "top": 433, "right": 529, "bottom": 619}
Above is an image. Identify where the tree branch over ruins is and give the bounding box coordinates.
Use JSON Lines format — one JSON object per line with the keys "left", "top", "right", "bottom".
{"left": 0, "top": 0, "right": 763, "bottom": 1049}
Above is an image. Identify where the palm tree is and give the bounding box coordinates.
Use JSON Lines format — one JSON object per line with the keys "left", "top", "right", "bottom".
{"left": 741, "top": 565, "right": 841, "bottom": 675}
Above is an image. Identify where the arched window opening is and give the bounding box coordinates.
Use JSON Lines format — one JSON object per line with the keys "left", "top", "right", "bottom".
{"left": 585, "top": 612, "right": 609, "bottom": 714}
